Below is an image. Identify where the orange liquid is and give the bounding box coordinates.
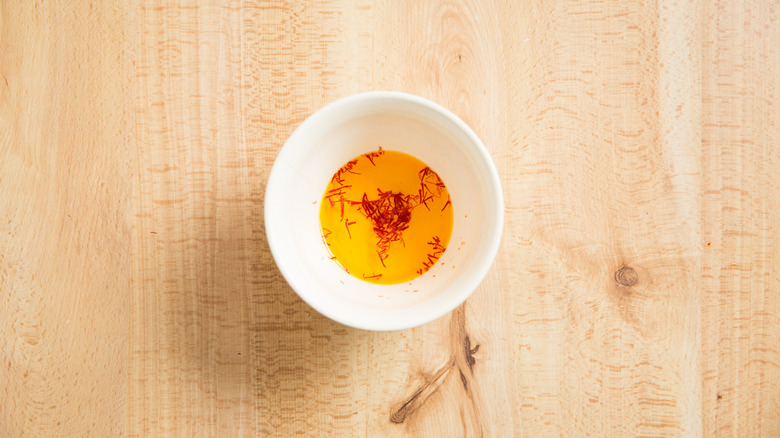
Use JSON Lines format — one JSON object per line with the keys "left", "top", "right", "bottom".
{"left": 319, "top": 149, "right": 453, "bottom": 285}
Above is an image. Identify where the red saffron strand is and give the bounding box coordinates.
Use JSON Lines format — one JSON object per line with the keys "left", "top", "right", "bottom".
{"left": 363, "top": 147, "right": 384, "bottom": 166}
{"left": 328, "top": 185, "right": 351, "bottom": 193}
{"left": 412, "top": 235, "right": 447, "bottom": 275}
{"left": 325, "top": 190, "right": 346, "bottom": 200}
{"left": 345, "top": 220, "right": 356, "bottom": 239}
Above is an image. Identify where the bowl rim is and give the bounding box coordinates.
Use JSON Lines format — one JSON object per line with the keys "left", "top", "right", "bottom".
{"left": 264, "top": 91, "right": 504, "bottom": 331}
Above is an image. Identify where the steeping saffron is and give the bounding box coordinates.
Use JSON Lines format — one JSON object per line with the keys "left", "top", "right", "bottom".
{"left": 319, "top": 148, "right": 454, "bottom": 285}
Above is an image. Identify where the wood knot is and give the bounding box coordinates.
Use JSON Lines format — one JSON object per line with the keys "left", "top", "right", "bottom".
{"left": 390, "top": 408, "right": 409, "bottom": 424}
{"left": 389, "top": 361, "right": 453, "bottom": 424}
{"left": 463, "top": 336, "right": 479, "bottom": 371}
{"left": 615, "top": 266, "right": 638, "bottom": 287}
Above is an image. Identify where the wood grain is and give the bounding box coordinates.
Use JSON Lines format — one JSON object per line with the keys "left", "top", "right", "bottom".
{"left": 702, "top": 0, "right": 780, "bottom": 435}
{"left": 0, "top": 1, "right": 132, "bottom": 436}
{"left": 1, "top": 0, "right": 778, "bottom": 437}
{"left": 498, "top": 0, "right": 703, "bottom": 435}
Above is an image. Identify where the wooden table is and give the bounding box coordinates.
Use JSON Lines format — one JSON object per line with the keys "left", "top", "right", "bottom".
{"left": 1, "top": 1, "right": 778, "bottom": 436}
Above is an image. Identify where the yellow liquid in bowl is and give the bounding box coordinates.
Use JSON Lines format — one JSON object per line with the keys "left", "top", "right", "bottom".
{"left": 319, "top": 149, "right": 453, "bottom": 285}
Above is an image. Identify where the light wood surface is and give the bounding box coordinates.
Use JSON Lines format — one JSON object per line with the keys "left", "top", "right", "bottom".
{"left": 0, "top": 1, "right": 132, "bottom": 436}
{"left": 1, "top": 0, "right": 778, "bottom": 436}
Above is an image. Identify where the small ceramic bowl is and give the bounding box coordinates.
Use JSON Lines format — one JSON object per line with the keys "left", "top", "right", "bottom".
{"left": 265, "top": 91, "right": 503, "bottom": 331}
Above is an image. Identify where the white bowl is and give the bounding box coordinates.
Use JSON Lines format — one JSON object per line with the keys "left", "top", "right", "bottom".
{"left": 265, "top": 91, "right": 503, "bottom": 331}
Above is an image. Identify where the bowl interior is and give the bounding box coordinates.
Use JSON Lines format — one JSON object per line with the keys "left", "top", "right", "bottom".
{"left": 265, "top": 93, "right": 502, "bottom": 330}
